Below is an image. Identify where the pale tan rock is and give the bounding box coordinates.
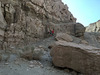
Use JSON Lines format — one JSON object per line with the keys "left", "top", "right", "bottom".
{"left": 80, "top": 40, "right": 88, "bottom": 45}
{"left": 51, "top": 40, "right": 100, "bottom": 75}
{"left": 5, "top": 63, "right": 9, "bottom": 65}
{"left": 31, "top": 0, "right": 44, "bottom": 7}
{"left": 86, "top": 20, "right": 100, "bottom": 32}
{"left": 0, "top": 0, "right": 84, "bottom": 50}
{"left": 21, "top": 52, "right": 33, "bottom": 60}
{"left": 29, "top": 60, "right": 43, "bottom": 68}
{"left": 55, "top": 33, "right": 73, "bottom": 42}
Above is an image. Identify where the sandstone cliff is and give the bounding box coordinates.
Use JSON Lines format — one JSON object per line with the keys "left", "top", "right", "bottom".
{"left": 86, "top": 20, "right": 100, "bottom": 32}
{"left": 0, "top": 0, "right": 85, "bottom": 49}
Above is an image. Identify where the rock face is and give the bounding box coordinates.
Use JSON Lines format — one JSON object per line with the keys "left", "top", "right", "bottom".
{"left": 19, "top": 46, "right": 44, "bottom": 60}
{"left": 84, "top": 32, "right": 100, "bottom": 48}
{"left": 86, "top": 20, "right": 100, "bottom": 32}
{"left": 0, "top": 0, "right": 85, "bottom": 49}
{"left": 53, "top": 22, "right": 85, "bottom": 37}
{"left": 74, "top": 23, "right": 85, "bottom": 37}
{"left": 51, "top": 40, "right": 100, "bottom": 75}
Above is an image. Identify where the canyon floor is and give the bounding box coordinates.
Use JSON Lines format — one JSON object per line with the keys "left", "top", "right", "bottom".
{"left": 0, "top": 37, "right": 82, "bottom": 75}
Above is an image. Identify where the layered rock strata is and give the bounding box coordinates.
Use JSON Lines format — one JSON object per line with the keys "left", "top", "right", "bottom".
{"left": 0, "top": 0, "right": 85, "bottom": 49}
{"left": 86, "top": 20, "right": 100, "bottom": 32}
{"left": 51, "top": 40, "right": 100, "bottom": 75}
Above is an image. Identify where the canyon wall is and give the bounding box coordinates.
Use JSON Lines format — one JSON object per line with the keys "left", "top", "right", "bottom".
{"left": 86, "top": 20, "right": 100, "bottom": 32}
{"left": 0, "top": 0, "right": 84, "bottom": 49}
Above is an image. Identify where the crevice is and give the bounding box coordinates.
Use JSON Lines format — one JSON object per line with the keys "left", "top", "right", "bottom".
{"left": 3, "top": 4, "right": 6, "bottom": 19}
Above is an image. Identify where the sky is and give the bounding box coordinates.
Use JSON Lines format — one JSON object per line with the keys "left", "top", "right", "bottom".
{"left": 62, "top": 0, "right": 100, "bottom": 26}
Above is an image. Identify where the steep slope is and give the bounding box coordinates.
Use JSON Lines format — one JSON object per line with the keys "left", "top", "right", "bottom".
{"left": 0, "top": 0, "right": 85, "bottom": 49}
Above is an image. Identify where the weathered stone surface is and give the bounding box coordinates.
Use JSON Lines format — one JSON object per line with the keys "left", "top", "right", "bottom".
{"left": 21, "top": 52, "right": 33, "bottom": 60}
{"left": 31, "top": 0, "right": 44, "bottom": 7}
{"left": 51, "top": 40, "right": 100, "bottom": 75}
{"left": 20, "top": 46, "right": 44, "bottom": 60}
{"left": 33, "top": 47, "right": 44, "bottom": 60}
{"left": 19, "top": 46, "right": 34, "bottom": 60}
{"left": 0, "top": 0, "right": 78, "bottom": 49}
{"left": 86, "top": 20, "right": 100, "bottom": 32}
{"left": 80, "top": 40, "right": 88, "bottom": 45}
{"left": 0, "top": 0, "right": 85, "bottom": 50}
{"left": 0, "top": 2, "right": 6, "bottom": 40}
{"left": 55, "top": 33, "right": 73, "bottom": 42}
{"left": 49, "top": 22, "right": 85, "bottom": 37}
{"left": 84, "top": 32, "right": 100, "bottom": 48}
{"left": 75, "top": 23, "right": 85, "bottom": 37}
{"left": 97, "top": 36, "right": 100, "bottom": 43}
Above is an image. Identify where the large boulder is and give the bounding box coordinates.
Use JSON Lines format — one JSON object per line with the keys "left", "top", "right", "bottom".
{"left": 75, "top": 23, "right": 85, "bottom": 37}
{"left": 55, "top": 33, "right": 73, "bottom": 42}
{"left": 51, "top": 40, "right": 100, "bottom": 75}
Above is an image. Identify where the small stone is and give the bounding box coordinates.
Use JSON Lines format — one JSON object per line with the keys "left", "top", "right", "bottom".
{"left": 47, "top": 67, "right": 51, "bottom": 70}
{"left": 5, "top": 63, "right": 9, "bottom": 65}
{"left": 39, "top": 45, "right": 43, "bottom": 48}
{"left": 29, "top": 61, "right": 33, "bottom": 64}
{"left": 40, "top": 64, "right": 44, "bottom": 68}
{"left": 27, "top": 68, "right": 29, "bottom": 71}
{"left": 29, "top": 65, "right": 34, "bottom": 68}
{"left": 81, "top": 40, "right": 88, "bottom": 45}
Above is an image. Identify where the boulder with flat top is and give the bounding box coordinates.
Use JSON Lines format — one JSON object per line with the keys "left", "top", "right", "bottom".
{"left": 51, "top": 40, "right": 100, "bottom": 75}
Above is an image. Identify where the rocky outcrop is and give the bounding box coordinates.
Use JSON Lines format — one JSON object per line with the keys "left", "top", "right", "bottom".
{"left": 0, "top": 0, "right": 85, "bottom": 49}
{"left": 0, "top": 2, "right": 7, "bottom": 49}
{"left": 0, "top": 0, "right": 76, "bottom": 49}
{"left": 86, "top": 20, "right": 100, "bottom": 32}
{"left": 18, "top": 46, "right": 44, "bottom": 60}
{"left": 51, "top": 22, "right": 85, "bottom": 37}
{"left": 74, "top": 23, "right": 85, "bottom": 37}
{"left": 85, "top": 20, "right": 100, "bottom": 48}
{"left": 84, "top": 32, "right": 100, "bottom": 48}
{"left": 51, "top": 40, "right": 100, "bottom": 75}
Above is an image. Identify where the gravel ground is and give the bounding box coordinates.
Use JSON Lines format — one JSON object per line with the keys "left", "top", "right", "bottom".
{"left": 0, "top": 59, "right": 71, "bottom": 75}
{"left": 0, "top": 36, "right": 82, "bottom": 75}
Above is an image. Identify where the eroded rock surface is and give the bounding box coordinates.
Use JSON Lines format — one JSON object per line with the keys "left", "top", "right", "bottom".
{"left": 55, "top": 33, "right": 73, "bottom": 42}
{"left": 0, "top": 0, "right": 80, "bottom": 49}
{"left": 0, "top": 0, "right": 86, "bottom": 50}
{"left": 86, "top": 20, "right": 100, "bottom": 32}
{"left": 51, "top": 40, "right": 100, "bottom": 75}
